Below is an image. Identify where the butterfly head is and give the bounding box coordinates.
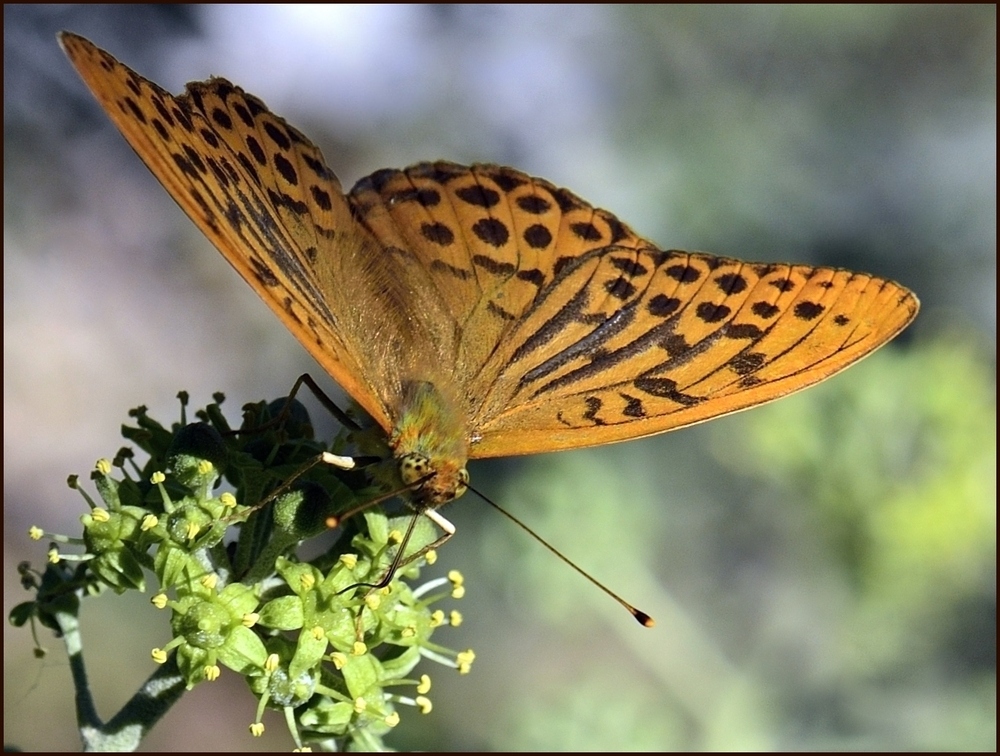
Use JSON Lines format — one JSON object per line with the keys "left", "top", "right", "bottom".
{"left": 398, "top": 452, "right": 469, "bottom": 506}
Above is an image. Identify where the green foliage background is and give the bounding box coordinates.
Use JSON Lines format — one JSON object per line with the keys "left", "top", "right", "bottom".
{"left": 5, "top": 5, "right": 994, "bottom": 751}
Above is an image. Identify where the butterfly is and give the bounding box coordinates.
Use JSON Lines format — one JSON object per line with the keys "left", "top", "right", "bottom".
{"left": 61, "top": 32, "right": 918, "bottom": 530}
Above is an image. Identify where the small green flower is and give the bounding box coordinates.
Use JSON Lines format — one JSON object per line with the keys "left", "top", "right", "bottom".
{"left": 162, "top": 581, "right": 265, "bottom": 687}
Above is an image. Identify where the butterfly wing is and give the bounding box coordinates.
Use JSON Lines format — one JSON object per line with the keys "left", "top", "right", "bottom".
{"left": 60, "top": 32, "right": 395, "bottom": 430}
{"left": 63, "top": 34, "right": 918, "bottom": 460}
{"left": 347, "top": 162, "right": 918, "bottom": 458}
{"left": 471, "top": 250, "right": 918, "bottom": 456}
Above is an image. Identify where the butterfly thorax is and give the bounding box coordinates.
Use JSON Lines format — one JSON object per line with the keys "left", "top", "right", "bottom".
{"left": 390, "top": 381, "right": 470, "bottom": 507}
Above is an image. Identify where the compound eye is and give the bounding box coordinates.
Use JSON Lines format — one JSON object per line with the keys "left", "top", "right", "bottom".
{"left": 399, "top": 453, "right": 432, "bottom": 486}
{"left": 454, "top": 468, "right": 470, "bottom": 498}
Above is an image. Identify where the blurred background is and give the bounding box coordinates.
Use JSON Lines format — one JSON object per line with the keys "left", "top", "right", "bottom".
{"left": 4, "top": 5, "right": 995, "bottom": 751}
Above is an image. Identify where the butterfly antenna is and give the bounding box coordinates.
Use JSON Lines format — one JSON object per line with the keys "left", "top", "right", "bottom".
{"left": 469, "top": 484, "right": 655, "bottom": 628}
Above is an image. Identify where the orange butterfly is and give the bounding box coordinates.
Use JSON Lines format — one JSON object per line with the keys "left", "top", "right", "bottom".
{"left": 61, "top": 32, "right": 918, "bottom": 529}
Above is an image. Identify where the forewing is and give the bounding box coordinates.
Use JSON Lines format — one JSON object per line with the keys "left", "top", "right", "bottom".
{"left": 60, "top": 32, "right": 392, "bottom": 429}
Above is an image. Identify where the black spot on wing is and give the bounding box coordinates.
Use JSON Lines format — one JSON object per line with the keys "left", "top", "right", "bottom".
{"left": 153, "top": 97, "right": 175, "bottom": 127}
{"left": 274, "top": 153, "right": 298, "bottom": 186}
{"left": 725, "top": 323, "right": 765, "bottom": 340}
{"left": 517, "top": 195, "right": 551, "bottom": 214}
{"left": 249, "top": 256, "right": 280, "bottom": 287}
{"left": 422, "top": 222, "right": 454, "bottom": 246}
{"left": 729, "top": 352, "right": 766, "bottom": 375}
{"left": 264, "top": 121, "right": 292, "bottom": 151}
{"left": 648, "top": 294, "right": 681, "bottom": 318}
{"left": 610, "top": 257, "right": 648, "bottom": 277}
{"left": 517, "top": 268, "right": 546, "bottom": 288}
{"left": 123, "top": 97, "right": 147, "bottom": 124}
{"left": 523, "top": 224, "right": 552, "bottom": 249}
{"left": 695, "top": 302, "right": 731, "bottom": 323}
{"left": 605, "top": 277, "right": 636, "bottom": 300}
{"left": 199, "top": 128, "right": 219, "bottom": 148}
{"left": 570, "top": 222, "right": 602, "bottom": 242}
{"left": 365, "top": 168, "right": 398, "bottom": 192}
{"left": 605, "top": 214, "right": 628, "bottom": 244}
{"left": 303, "top": 154, "right": 335, "bottom": 181}
{"left": 455, "top": 185, "right": 501, "bottom": 208}
{"left": 419, "top": 163, "right": 465, "bottom": 184}
{"left": 182, "top": 144, "right": 207, "bottom": 174}
{"left": 206, "top": 157, "right": 230, "bottom": 188}
{"left": 633, "top": 377, "right": 702, "bottom": 406}
{"left": 388, "top": 187, "right": 441, "bottom": 207}
{"left": 245, "top": 135, "right": 266, "bottom": 165}
{"left": 173, "top": 152, "right": 199, "bottom": 179}
{"left": 620, "top": 393, "right": 646, "bottom": 418}
{"left": 751, "top": 301, "right": 780, "bottom": 319}
{"left": 666, "top": 264, "right": 701, "bottom": 283}
{"left": 661, "top": 334, "right": 691, "bottom": 359}
{"left": 582, "top": 396, "right": 606, "bottom": 425}
{"left": 310, "top": 186, "right": 333, "bottom": 211}
{"left": 233, "top": 102, "right": 254, "bottom": 128}
{"left": 267, "top": 188, "right": 308, "bottom": 216}
{"left": 552, "top": 187, "right": 583, "bottom": 213}
{"left": 472, "top": 254, "right": 516, "bottom": 277}
{"left": 236, "top": 152, "right": 261, "bottom": 187}
{"left": 472, "top": 217, "right": 509, "bottom": 247}
{"left": 794, "top": 301, "right": 825, "bottom": 320}
{"left": 715, "top": 272, "right": 748, "bottom": 294}
{"left": 483, "top": 167, "right": 527, "bottom": 191}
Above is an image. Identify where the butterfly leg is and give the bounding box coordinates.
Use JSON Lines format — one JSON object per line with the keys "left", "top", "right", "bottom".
{"left": 346, "top": 507, "right": 456, "bottom": 640}
{"left": 341, "top": 506, "right": 456, "bottom": 596}
{"left": 286, "top": 373, "right": 363, "bottom": 431}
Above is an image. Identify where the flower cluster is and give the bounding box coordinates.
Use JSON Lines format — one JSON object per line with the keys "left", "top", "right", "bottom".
{"left": 15, "top": 393, "right": 472, "bottom": 750}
